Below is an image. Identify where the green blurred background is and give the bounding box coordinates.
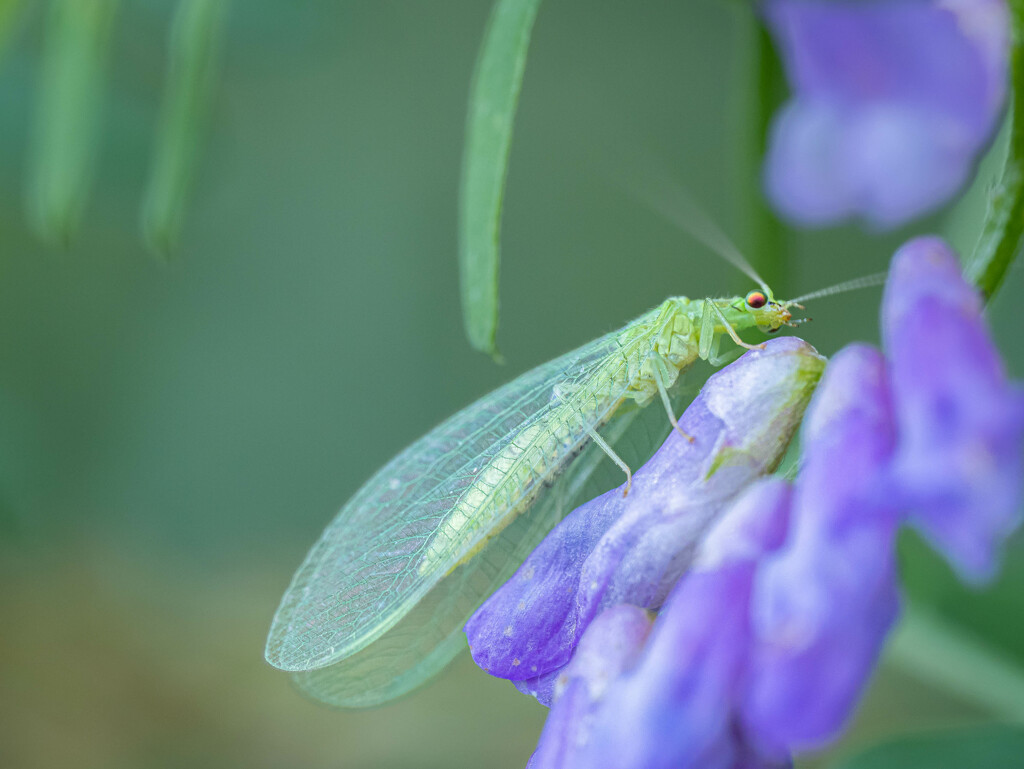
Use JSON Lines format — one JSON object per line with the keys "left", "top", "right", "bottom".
{"left": 0, "top": 2, "right": 1021, "bottom": 768}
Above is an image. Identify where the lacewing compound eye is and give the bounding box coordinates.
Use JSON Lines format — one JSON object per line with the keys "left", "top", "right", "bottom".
{"left": 746, "top": 291, "right": 767, "bottom": 309}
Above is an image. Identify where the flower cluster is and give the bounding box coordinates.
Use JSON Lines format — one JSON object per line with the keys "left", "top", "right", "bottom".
{"left": 466, "top": 237, "right": 1024, "bottom": 768}
{"left": 466, "top": 336, "right": 827, "bottom": 705}
{"left": 762, "top": 0, "right": 1009, "bottom": 228}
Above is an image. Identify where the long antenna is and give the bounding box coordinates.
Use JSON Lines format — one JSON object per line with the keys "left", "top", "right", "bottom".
{"left": 788, "top": 272, "right": 888, "bottom": 305}
{"left": 618, "top": 162, "right": 768, "bottom": 291}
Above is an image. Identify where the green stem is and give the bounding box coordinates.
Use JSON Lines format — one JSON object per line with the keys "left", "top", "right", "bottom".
{"left": 732, "top": 4, "right": 790, "bottom": 291}
{"left": 884, "top": 603, "right": 1024, "bottom": 723}
{"left": 752, "top": 25, "right": 790, "bottom": 290}
{"left": 966, "top": 0, "right": 1024, "bottom": 301}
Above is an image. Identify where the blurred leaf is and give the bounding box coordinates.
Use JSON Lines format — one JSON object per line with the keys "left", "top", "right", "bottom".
{"left": 966, "top": 0, "right": 1024, "bottom": 299}
{"left": 884, "top": 603, "right": 1024, "bottom": 723}
{"left": 458, "top": 0, "right": 542, "bottom": 359}
{"left": 142, "top": 0, "right": 230, "bottom": 255}
{"left": 25, "top": 0, "right": 118, "bottom": 245}
{"left": 898, "top": 528, "right": 1024, "bottom": 672}
{"left": 830, "top": 725, "right": 1024, "bottom": 769}
{"left": 0, "top": 0, "right": 27, "bottom": 63}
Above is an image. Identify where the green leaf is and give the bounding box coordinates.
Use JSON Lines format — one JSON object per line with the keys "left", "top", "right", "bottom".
{"left": 458, "top": 0, "right": 543, "bottom": 359}
{"left": 831, "top": 725, "right": 1024, "bottom": 769}
{"left": 26, "top": 0, "right": 119, "bottom": 245}
{"left": 0, "top": 0, "right": 28, "bottom": 64}
{"left": 884, "top": 604, "right": 1024, "bottom": 723}
{"left": 142, "top": 0, "right": 230, "bottom": 256}
{"left": 966, "top": 0, "right": 1024, "bottom": 300}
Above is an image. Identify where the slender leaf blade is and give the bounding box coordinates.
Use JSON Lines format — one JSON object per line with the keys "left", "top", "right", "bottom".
{"left": 458, "top": 0, "right": 542, "bottom": 358}
{"left": 142, "top": 0, "right": 230, "bottom": 255}
{"left": 26, "top": 0, "right": 118, "bottom": 245}
{"left": 966, "top": 0, "right": 1024, "bottom": 299}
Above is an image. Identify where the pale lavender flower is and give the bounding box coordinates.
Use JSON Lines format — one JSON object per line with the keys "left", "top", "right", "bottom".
{"left": 527, "top": 343, "right": 903, "bottom": 768}
{"left": 468, "top": 237, "right": 1024, "bottom": 769}
{"left": 763, "top": 0, "right": 1009, "bottom": 228}
{"left": 742, "top": 345, "right": 901, "bottom": 753}
{"left": 531, "top": 479, "right": 793, "bottom": 769}
{"left": 527, "top": 605, "right": 653, "bottom": 769}
{"left": 466, "top": 338, "right": 826, "bottom": 701}
{"left": 882, "top": 236, "right": 1024, "bottom": 582}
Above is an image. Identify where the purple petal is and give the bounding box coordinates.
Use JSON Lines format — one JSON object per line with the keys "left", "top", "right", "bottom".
{"left": 763, "top": 0, "right": 1009, "bottom": 228}
{"left": 556, "top": 604, "right": 653, "bottom": 699}
{"left": 743, "top": 345, "right": 901, "bottom": 752}
{"left": 744, "top": 512, "right": 900, "bottom": 753}
{"left": 695, "top": 478, "right": 793, "bottom": 573}
{"left": 466, "top": 496, "right": 622, "bottom": 684}
{"left": 514, "top": 670, "right": 561, "bottom": 705}
{"left": 576, "top": 566, "right": 758, "bottom": 769}
{"left": 466, "top": 338, "right": 825, "bottom": 685}
{"left": 882, "top": 236, "right": 1024, "bottom": 583}
{"left": 535, "top": 479, "right": 795, "bottom": 768}
{"left": 546, "top": 480, "right": 794, "bottom": 769}
{"left": 529, "top": 605, "right": 653, "bottom": 769}
{"left": 527, "top": 679, "right": 588, "bottom": 769}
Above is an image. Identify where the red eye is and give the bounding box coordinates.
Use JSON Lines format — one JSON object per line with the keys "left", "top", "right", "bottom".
{"left": 746, "top": 291, "right": 767, "bottom": 309}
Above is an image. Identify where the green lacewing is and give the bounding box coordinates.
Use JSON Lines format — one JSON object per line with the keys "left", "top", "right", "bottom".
{"left": 264, "top": 198, "right": 885, "bottom": 706}
{"left": 264, "top": 291, "right": 819, "bottom": 705}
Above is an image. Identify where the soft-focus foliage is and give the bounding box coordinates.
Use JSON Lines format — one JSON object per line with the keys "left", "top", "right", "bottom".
{"left": 831, "top": 724, "right": 1024, "bottom": 769}
{"left": 142, "top": 0, "right": 229, "bottom": 253}
{"left": 26, "top": 0, "right": 117, "bottom": 242}
{"left": 16, "top": 0, "right": 227, "bottom": 251}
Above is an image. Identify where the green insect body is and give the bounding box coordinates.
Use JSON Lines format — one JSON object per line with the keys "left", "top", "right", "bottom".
{"left": 417, "top": 293, "right": 793, "bottom": 576}
{"left": 266, "top": 286, "right": 808, "bottom": 707}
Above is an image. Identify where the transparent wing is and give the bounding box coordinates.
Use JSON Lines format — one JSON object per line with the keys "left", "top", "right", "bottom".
{"left": 287, "top": 386, "right": 686, "bottom": 707}
{"left": 265, "top": 314, "right": 660, "bottom": 677}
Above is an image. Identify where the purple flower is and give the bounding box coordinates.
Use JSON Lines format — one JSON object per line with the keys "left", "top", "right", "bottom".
{"left": 465, "top": 338, "right": 826, "bottom": 700}
{"left": 573, "top": 568, "right": 755, "bottom": 769}
{"left": 528, "top": 343, "right": 903, "bottom": 769}
{"left": 882, "top": 236, "right": 1024, "bottom": 582}
{"left": 532, "top": 479, "right": 793, "bottom": 769}
{"left": 470, "top": 236, "right": 1024, "bottom": 769}
{"left": 742, "top": 345, "right": 901, "bottom": 753}
{"left": 763, "top": 0, "right": 1009, "bottom": 228}
{"left": 527, "top": 605, "right": 653, "bottom": 769}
